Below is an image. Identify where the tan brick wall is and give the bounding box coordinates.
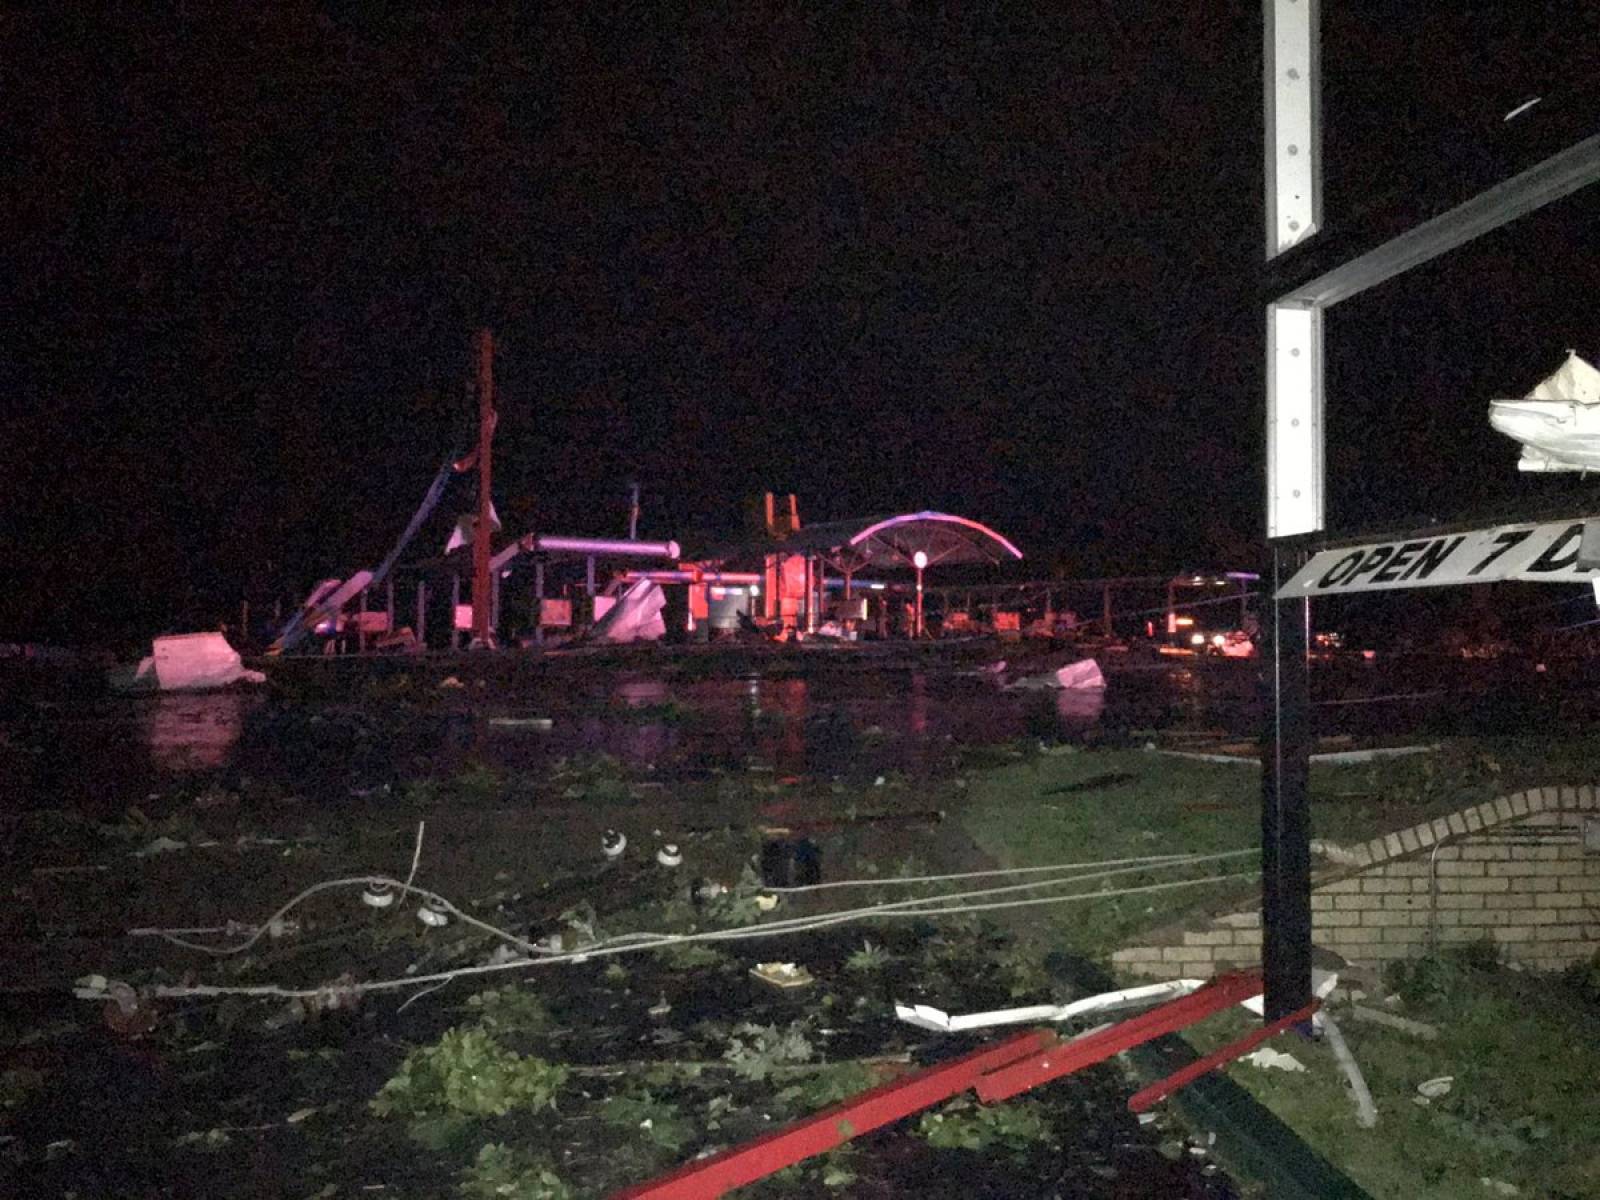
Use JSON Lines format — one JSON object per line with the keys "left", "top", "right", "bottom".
{"left": 1111, "top": 787, "right": 1600, "bottom": 980}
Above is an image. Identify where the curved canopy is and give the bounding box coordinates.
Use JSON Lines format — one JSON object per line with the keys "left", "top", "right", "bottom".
{"left": 714, "top": 511, "right": 1021, "bottom": 573}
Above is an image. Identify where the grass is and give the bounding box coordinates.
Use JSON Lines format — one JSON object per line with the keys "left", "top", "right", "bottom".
{"left": 953, "top": 731, "right": 1600, "bottom": 1199}
{"left": 1182, "top": 948, "right": 1600, "bottom": 1200}
{"left": 959, "top": 746, "right": 1265, "bottom": 955}
{"left": 956, "top": 736, "right": 1599, "bottom": 955}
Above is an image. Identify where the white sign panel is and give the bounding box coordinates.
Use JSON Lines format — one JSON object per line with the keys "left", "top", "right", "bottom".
{"left": 1279, "top": 517, "right": 1600, "bottom": 598}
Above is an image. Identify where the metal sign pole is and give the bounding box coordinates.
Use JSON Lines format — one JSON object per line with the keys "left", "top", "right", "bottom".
{"left": 1261, "top": 542, "right": 1313, "bottom": 1021}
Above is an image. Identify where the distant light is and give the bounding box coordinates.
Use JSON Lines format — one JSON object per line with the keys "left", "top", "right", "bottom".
{"left": 869, "top": 583, "right": 885, "bottom": 590}
{"left": 913, "top": 550, "right": 929, "bottom": 570}
{"left": 749, "top": 585, "right": 760, "bottom": 597}
{"left": 1211, "top": 633, "right": 1226, "bottom": 646}
{"left": 1174, "top": 616, "right": 1195, "bottom": 627}
{"left": 1190, "top": 633, "right": 1206, "bottom": 646}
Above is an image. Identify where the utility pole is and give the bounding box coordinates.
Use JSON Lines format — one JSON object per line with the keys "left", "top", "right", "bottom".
{"left": 471, "top": 329, "right": 496, "bottom": 649}
{"left": 628, "top": 481, "right": 641, "bottom": 540}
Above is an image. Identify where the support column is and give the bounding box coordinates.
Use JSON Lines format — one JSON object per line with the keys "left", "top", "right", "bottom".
{"left": 470, "top": 328, "right": 496, "bottom": 649}
{"left": 804, "top": 558, "right": 816, "bottom": 634}
{"left": 1102, "top": 585, "right": 1113, "bottom": 637}
{"left": 416, "top": 581, "right": 427, "bottom": 648}
{"left": 534, "top": 560, "right": 545, "bottom": 647}
{"left": 451, "top": 574, "right": 461, "bottom": 650}
{"left": 1261, "top": 543, "right": 1312, "bottom": 1023}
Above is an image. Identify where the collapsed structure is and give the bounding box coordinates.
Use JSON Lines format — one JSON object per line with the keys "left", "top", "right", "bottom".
{"left": 267, "top": 488, "right": 1026, "bottom": 652}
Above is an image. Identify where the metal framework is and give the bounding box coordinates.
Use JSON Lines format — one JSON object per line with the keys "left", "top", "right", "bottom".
{"left": 1261, "top": 0, "right": 1600, "bottom": 1017}
{"left": 610, "top": 972, "right": 1313, "bottom": 1199}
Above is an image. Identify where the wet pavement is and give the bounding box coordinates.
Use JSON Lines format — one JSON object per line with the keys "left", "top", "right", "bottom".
{"left": 5, "top": 648, "right": 1593, "bottom": 818}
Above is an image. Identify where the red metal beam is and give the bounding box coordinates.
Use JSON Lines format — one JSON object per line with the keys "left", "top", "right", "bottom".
{"left": 608, "top": 1028, "right": 1057, "bottom": 1200}
{"left": 1126, "top": 998, "right": 1319, "bottom": 1112}
{"left": 975, "top": 972, "right": 1264, "bottom": 1104}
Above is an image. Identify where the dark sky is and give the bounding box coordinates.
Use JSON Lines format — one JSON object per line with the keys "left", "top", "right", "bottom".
{"left": 4, "top": 4, "right": 1597, "bottom": 643}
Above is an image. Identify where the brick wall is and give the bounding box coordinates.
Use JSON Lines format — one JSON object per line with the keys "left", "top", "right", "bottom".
{"left": 1112, "top": 786, "right": 1600, "bottom": 979}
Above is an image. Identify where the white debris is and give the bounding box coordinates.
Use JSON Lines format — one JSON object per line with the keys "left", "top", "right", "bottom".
{"left": 1240, "top": 968, "right": 1338, "bottom": 1018}
{"left": 896, "top": 979, "right": 1205, "bottom": 1034}
{"left": 134, "top": 836, "right": 188, "bottom": 857}
{"left": 1242, "top": 1047, "right": 1307, "bottom": 1073}
{"left": 1309, "top": 838, "right": 1363, "bottom": 866}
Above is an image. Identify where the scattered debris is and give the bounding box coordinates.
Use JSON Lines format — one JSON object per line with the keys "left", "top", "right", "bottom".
{"left": 1309, "top": 838, "right": 1364, "bottom": 866}
{"left": 1042, "top": 771, "right": 1137, "bottom": 796}
{"left": 1308, "top": 744, "right": 1441, "bottom": 766}
{"left": 689, "top": 878, "right": 728, "bottom": 906}
{"left": 1347, "top": 1004, "right": 1440, "bottom": 1040}
{"left": 750, "top": 962, "right": 815, "bottom": 990}
{"left": 1416, "top": 1075, "right": 1453, "bottom": 1101}
{"left": 1150, "top": 743, "right": 1440, "bottom": 766}
{"left": 1005, "top": 658, "right": 1105, "bottom": 692}
{"left": 752, "top": 809, "right": 944, "bottom": 836}
{"left": 265, "top": 974, "right": 363, "bottom": 1030}
{"left": 1242, "top": 1046, "right": 1306, "bottom": 1073}
{"left": 1480, "top": 1179, "right": 1520, "bottom": 1196}
{"left": 897, "top": 979, "right": 1205, "bottom": 1034}
{"left": 602, "top": 829, "right": 628, "bottom": 859}
{"left": 760, "top": 837, "right": 821, "bottom": 888}
{"left": 488, "top": 716, "right": 553, "bottom": 731}
{"left": 133, "top": 835, "right": 188, "bottom": 857}
{"left": 99, "top": 979, "right": 158, "bottom": 1038}
{"left": 438, "top": 676, "right": 465, "bottom": 689}
{"left": 108, "top": 632, "right": 266, "bottom": 693}
{"left": 1238, "top": 968, "right": 1338, "bottom": 1018}
{"left": 655, "top": 843, "right": 683, "bottom": 868}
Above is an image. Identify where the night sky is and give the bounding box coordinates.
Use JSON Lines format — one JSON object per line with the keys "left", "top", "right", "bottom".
{"left": 5, "top": 5, "right": 1597, "bottom": 644}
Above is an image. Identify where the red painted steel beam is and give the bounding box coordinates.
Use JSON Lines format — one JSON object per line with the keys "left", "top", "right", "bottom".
{"left": 608, "top": 1028, "right": 1057, "bottom": 1200}
{"left": 975, "top": 972, "right": 1264, "bottom": 1104}
{"left": 1127, "top": 999, "right": 1320, "bottom": 1112}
